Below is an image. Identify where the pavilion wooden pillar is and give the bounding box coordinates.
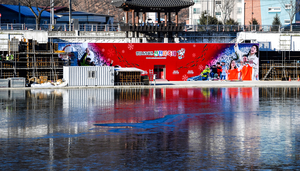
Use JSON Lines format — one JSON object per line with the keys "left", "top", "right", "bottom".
{"left": 125, "top": 11, "right": 128, "bottom": 24}
{"left": 164, "top": 12, "right": 168, "bottom": 39}
{"left": 143, "top": 12, "right": 146, "bottom": 24}
{"left": 158, "top": 12, "right": 161, "bottom": 23}
{"left": 175, "top": 11, "right": 178, "bottom": 26}
{"left": 143, "top": 12, "right": 146, "bottom": 38}
{"left": 132, "top": 10, "right": 135, "bottom": 38}
{"left": 132, "top": 10, "right": 135, "bottom": 24}
{"left": 164, "top": 12, "right": 167, "bottom": 26}
{"left": 136, "top": 12, "right": 139, "bottom": 38}
{"left": 157, "top": 12, "right": 161, "bottom": 39}
{"left": 125, "top": 11, "right": 128, "bottom": 38}
{"left": 175, "top": 11, "right": 178, "bottom": 39}
{"left": 168, "top": 12, "right": 172, "bottom": 39}
{"left": 136, "top": 12, "right": 139, "bottom": 25}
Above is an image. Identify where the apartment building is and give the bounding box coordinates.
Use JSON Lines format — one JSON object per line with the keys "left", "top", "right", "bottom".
{"left": 189, "top": 0, "right": 245, "bottom": 25}
{"left": 258, "top": 0, "right": 296, "bottom": 26}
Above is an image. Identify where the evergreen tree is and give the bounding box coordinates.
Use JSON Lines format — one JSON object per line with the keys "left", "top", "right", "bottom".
{"left": 225, "top": 18, "right": 239, "bottom": 31}
{"left": 249, "top": 18, "right": 259, "bottom": 31}
{"left": 198, "top": 11, "right": 222, "bottom": 31}
{"left": 225, "top": 18, "right": 239, "bottom": 25}
{"left": 249, "top": 18, "right": 259, "bottom": 25}
{"left": 199, "top": 11, "right": 222, "bottom": 25}
{"left": 271, "top": 14, "right": 281, "bottom": 31}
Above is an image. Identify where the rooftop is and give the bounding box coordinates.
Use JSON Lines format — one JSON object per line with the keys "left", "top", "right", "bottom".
{"left": 111, "top": 0, "right": 194, "bottom": 11}
{"left": 0, "top": 4, "right": 59, "bottom": 18}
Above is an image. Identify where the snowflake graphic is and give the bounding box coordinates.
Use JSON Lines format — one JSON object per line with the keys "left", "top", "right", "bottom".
{"left": 128, "top": 43, "right": 134, "bottom": 50}
{"left": 198, "top": 65, "right": 204, "bottom": 71}
{"left": 192, "top": 53, "right": 196, "bottom": 58}
{"left": 102, "top": 48, "right": 105, "bottom": 52}
{"left": 122, "top": 50, "right": 125, "bottom": 53}
{"left": 107, "top": 48, "right": 115, "bottom": 57}
{"left": 182, "top": 75, "right": 188, "bottom": 81}
{"left": 193, "top": 44, "right": 196, "bottom": 48}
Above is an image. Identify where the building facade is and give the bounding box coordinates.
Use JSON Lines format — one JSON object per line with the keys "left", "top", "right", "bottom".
{"left": 248, "top": 0, "right": 295, "bottom": 26}
{"left": 189, "top": 0, "right": 299, "bottom": 26}
{"left": 189, "top": 0, "right": 245, "bottom": 25}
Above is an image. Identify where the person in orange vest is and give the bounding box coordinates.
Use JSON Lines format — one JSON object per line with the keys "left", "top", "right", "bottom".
{"left": 239, "top": 54, "right": 253, "bottom": 81}
{"left": 227, "top": 60, "right": 240, "bottom": 81}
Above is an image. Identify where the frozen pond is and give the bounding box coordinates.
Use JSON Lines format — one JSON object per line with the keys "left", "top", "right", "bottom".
{"left": 1, "top": 87, "right": 300, "bottom": 170}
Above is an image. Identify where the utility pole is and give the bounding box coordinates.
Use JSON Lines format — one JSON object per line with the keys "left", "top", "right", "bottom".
{"left": 69, "top": 0, "right": 72, "bottom": 31}
{"left": 19, "top": 0, "right": 21, "bottom": 23}
{"left": 51, "top": 0, "right": 54, "bottom": 26}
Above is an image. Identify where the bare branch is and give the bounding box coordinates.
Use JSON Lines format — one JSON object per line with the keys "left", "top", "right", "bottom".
{"left": 216, "top": 0, "right": 236, "bottom": 24}
{"left": 278, "top": 0, "right": 300, "bottom": 30}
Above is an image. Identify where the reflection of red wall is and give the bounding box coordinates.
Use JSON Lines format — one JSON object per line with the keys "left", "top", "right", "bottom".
{"left": 90, "top": 43, "right": 230, "bottom": 81}
{"left": 94, "top": 88, "right": 225, "bottom": 124}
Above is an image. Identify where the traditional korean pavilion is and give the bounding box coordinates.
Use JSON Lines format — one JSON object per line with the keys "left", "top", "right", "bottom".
{"left": 111, "top": 0, "right": 194, "bottom": 42}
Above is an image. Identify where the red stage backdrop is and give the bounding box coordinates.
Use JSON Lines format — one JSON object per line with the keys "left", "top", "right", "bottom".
{"left": 58, "top": 43, "right": 259, "bottom": 81}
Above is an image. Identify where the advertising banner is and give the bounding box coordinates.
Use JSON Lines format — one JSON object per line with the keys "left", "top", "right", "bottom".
{"left": 58, "top": 43, "right": 259, "bottom": 81}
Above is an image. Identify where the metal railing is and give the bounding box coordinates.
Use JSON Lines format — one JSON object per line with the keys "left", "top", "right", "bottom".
{"left": 184, "top": 24, "right": 286, "bottom": 32}
{"left": 0, "top": 23, "right": 120, "bottom": 31}
{"left": 1, "top": 23, "right": 299, "bottom": 33}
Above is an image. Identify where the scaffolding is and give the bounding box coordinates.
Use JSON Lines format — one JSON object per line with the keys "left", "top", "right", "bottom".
{"left": 0, "top": 38, "right": 65, "bottom": 83}
{"left": 261, "top": 60, "right": 300, "bottom": 81}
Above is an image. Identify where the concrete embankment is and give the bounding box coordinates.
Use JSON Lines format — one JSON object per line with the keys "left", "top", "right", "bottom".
{"left": 1, "top": 81, "right": 300, "bottom": 90}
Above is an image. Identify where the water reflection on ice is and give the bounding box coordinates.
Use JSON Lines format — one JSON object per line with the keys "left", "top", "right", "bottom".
{"left": 0, "top": 87, "right": 300, "bottom": 170}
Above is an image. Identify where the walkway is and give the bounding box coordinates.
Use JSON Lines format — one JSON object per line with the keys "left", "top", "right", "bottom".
{"left": 2, "top": 81, "right": 300, "bottom": 90}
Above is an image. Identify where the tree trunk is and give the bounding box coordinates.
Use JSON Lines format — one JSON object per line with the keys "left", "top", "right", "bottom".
{"left": 36, "top": 16, "right": 41, "bottom": 30}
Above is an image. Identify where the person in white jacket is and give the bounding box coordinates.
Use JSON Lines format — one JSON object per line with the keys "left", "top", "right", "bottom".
{"left": 234, "top": 43, "right": 259, "bottom": 80}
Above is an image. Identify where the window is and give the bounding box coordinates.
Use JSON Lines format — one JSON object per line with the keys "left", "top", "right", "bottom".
{"left": 216, "top": 12, "right": 221, "bottom": 16}
{"left": 216, "top": 1, "right": 221, "bottom": 5}
{"left": 284, "top": 19, "right": 290, "bottom": 25}
{"left": 237, "top": 19, "right": 241, "bottom": 25}
{"left": 193, "top": 8, "right": 201, "bottom": 14}
{"left": 285, "top": 4, "right": 291, "bottom": 9}
{"left": 268, "top": 7, "right": 281, "bottom": 12}
{"left": 237, "top": 7, "right": 242, "bottom": 13}
{"left": 193, "top": 19, "right": 200, "bottom": 25}
{"left": 88, "top": 71, "right": 96, "bottom": 78}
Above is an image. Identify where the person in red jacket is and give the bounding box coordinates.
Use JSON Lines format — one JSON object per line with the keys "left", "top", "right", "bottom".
{"left": 216, "top": 62, "right": 222, "bottom": 79}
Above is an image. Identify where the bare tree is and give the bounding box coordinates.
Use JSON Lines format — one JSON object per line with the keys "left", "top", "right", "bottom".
{"left": 278, "top": 0, "right": 300, "bottom": 31}
{"left": 21, "top": 0, "right": 65, "bottom": 30}
{"left": 216, "top": 0, "right": 236, "bottom": 24}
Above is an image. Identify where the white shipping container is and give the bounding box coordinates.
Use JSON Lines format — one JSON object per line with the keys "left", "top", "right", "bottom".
{"left": 63, "top": 66, "right": 114, "bottom": 86}
{"left": 0, "top": 79, "right": 9, "bottom": 88}
{"left": 8, "top": 77, "right": 25, "bottom": 88}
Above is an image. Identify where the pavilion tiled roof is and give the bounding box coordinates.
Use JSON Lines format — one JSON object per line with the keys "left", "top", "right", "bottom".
{"left": 111, "top": 0, "right": 194, "bottom": 9}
